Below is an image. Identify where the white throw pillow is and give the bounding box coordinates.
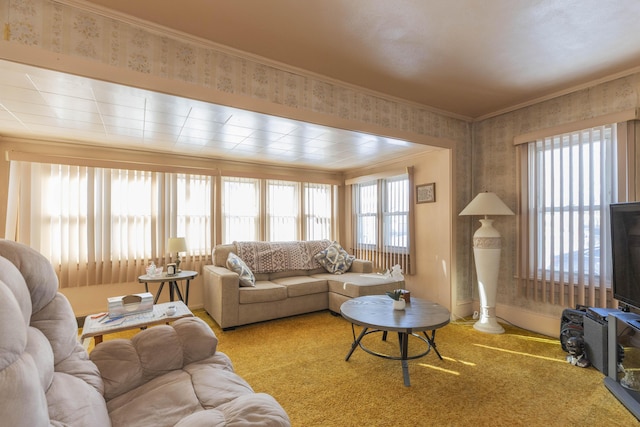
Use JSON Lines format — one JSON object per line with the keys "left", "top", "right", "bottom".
{"left": 226, "top": 252, "right": 256, "bottom": 287}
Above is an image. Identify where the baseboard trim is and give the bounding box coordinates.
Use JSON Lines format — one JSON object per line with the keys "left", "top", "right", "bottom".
{"left": 497, "top": 303, "right": 560, "bottom": 338}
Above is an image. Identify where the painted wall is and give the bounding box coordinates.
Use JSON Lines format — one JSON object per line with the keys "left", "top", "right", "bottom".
{"left": 409, "top": 149, "right": 453, "bottom": 309}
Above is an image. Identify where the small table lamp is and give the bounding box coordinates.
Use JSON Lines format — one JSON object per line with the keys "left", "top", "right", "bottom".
{"left": 459, "top": 192, "right": 514, "bottom": 334}
{"left": 168, "top": 237, "right": 188, "bottom": 272}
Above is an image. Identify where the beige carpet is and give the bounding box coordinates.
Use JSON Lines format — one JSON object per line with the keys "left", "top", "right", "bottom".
{"left": 87, "top": 310, "right": 638, "bottom": 426}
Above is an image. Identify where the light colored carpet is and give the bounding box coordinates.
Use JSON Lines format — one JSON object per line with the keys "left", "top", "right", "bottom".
{"left": 86, "top": 309, "right": 638, "bottom": 426}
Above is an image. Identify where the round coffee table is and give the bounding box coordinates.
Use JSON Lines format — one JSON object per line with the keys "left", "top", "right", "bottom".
{"left": 340, "top": 295, "right": 450, "bottom": 386}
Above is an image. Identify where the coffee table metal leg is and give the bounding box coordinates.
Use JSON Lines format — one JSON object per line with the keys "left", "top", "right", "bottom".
{"left": 345, "top": 326, "right": 369, "bottom": 361}
{"left": 423, "top": 330, "right": 443, "bottom": 360}
{"left": 398, "top": 332, "right": 411, "bottom": 386}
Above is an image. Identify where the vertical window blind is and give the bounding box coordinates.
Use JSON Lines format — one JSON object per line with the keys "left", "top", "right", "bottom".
{"left": 6, "top": 161, "right": 212, "bottom": 288}
{"left": 222, "top": 177, "right": 260, "bottom": 242}
{"left": 352, "top": 172, "right": 412, "bottom": 274}
{"left": 267, "top": 180, "right": 299, "bottom": 241}
{"left": 517, "top": 124, "right": 617, "bottom": 308}
{"left": 303, "top": 183, "right": 332, "bottom": 240}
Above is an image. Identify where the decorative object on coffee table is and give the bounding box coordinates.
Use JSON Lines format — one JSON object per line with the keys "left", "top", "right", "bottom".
{"left": 386, "top": 289, "right": 406, "bottom": 310}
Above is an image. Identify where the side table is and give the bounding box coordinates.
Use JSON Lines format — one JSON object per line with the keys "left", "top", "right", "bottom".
{"left": 138, "top": 270, "right": 198, "bottom": 305}
{"left": 81, "top": 301, "right": 193, "bottom": 348}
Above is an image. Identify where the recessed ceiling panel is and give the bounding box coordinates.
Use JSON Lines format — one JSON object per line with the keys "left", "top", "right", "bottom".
{"left": 0, "top": 60, "right": 435, "bottom": 171}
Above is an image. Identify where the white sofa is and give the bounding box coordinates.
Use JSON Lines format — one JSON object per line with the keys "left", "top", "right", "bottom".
{"left": 203, "top": 240, "right": 405, "bottom": 330}
{"left": 0, "top": 239, "right": 290, "bottom": 427}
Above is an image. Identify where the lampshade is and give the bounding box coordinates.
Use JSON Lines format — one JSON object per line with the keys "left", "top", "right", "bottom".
{"left": 168, "top": 237, "right": 188, "bottom": 253}
{"left": 459, "top": 192, "right": 514, "bottom": 217}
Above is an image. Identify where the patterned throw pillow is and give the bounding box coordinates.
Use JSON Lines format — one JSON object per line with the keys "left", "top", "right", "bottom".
{"left": 226, "top": 252, "right": 256, "bottom": 287}
{"left": 314, "top": 241, "right": 355, "bottom": 274}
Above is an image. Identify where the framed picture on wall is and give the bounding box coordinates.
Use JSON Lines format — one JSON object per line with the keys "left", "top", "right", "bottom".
{"left": 416, "top": 182, "right": 435, "bottom": 204}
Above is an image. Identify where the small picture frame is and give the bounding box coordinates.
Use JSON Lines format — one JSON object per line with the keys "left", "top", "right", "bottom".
{"left": 416, "top": 183, "right": 436, "bottom": 204}
{"left": 167, "top": 263, "right": 177, "bottom": 276}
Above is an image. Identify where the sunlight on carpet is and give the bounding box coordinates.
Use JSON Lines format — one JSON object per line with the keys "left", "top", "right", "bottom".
{"left": 83, "top": 310, "right": 637, "bottom": 426}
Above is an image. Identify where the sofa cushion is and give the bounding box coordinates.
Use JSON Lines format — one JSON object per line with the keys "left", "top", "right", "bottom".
{"left": 269, "top": 269, "right": 311, "bottom": 280}
{"left": 212, "top": 244, "right": 236, "bottom": 267}
{"left": 226, "top": 253, "right": 255, "bottom": 287}
{"left": 314, "top": 242, "right": 355, "bottom": 274}
{"left": 254, "top": 272, "right": 270, "bottom": 281}
{"left": 313, "top": 272, "right": 404, "bottom": 298}
{"left": 271, "top": 276, "right": 328, "bottom": 297}
{"left": 239, "top": 282, "right": 287, "bottom": 304}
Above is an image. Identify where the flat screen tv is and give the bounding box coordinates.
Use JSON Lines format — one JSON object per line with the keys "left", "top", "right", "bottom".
{"left": 610, "top": 202, "right": 640, "bottom": 311}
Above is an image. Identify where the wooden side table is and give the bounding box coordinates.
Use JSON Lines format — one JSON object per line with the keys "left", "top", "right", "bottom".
{"left": 138, "top": 270, "right": 198, "bottom": 305}
{"left": 81, "top": 301, "right": 193, "bottom": 348}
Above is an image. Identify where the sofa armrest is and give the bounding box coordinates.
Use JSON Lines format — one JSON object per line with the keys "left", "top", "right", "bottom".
{"left": 89, "top": 317, "right": 217, "bottom": 400}
{"left": 203, "top": 265, "right": 240, "bottom": 329}
{"left": 349, "top": 259, "right": 373, "bottom": 274}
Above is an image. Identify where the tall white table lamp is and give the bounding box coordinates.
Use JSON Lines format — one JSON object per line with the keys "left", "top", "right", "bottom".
{"left": 459, "top": 192, "right": 514, "bottom": 334}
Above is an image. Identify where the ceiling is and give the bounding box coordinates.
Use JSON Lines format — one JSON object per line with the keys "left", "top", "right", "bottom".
{"left": 2, "top": 0, "right": 640, "bottom": 171}
{"left": 84, "top": 0, "right": 640, "bottom": 119}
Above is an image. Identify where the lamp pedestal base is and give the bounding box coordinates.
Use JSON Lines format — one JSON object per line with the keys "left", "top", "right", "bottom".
{"left": 474, "top": 306, "right": 505, "bottom": 334}
{"left": 472, "top": 219, "right": 505, "bottom": 334}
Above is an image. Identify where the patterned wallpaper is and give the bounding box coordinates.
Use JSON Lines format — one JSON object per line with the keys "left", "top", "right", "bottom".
{"left": 11, "top": 0, "right": 637, "bottom": 316}
{"left": 474, "top": 73, "right": 640, "bottom": 316}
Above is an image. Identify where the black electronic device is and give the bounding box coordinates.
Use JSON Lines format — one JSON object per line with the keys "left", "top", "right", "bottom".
{"left": 610, "top": 202, "right": 640, "bottom": 311}
{"left": 605, "top": 312, "right": 640, "bottom": 420}
{"left": 584, "top": 307, "right": 619, "bottom": 375}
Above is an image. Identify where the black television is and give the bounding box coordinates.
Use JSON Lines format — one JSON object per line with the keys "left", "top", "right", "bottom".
{"left": 610, "top": 202, "right": 640, "bottom": 311}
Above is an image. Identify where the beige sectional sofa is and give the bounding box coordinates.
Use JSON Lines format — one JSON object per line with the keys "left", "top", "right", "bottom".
{"left": 203, "top": 240, "right": 405, "bottom": 330}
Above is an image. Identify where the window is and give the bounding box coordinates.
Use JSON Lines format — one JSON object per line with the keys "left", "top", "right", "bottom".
{"left": 222, "top": 177, "right": 260, "bottom": 242}
{"left": 7, "top": 161, "right": 212, "bottom": 287}
{"left": 267, "top": 180, "right": 299, "bottom": 241}
{"left": 304, "top": 183, "right": 332, "bottom": 240}
{"left": 383, "top": 176, "right": 409, "bottom": 249}
{"left": 355, "top": 182, "right": 378, "bottom": 247}
{"left": 110, "top": 169, "right": 153, "bottom": 261}
{"left": 176, "top": 174, "right": 212, "bottom": 257}
{"left": 353, "top": 173, "right": 411, "bottom": 273}
{"left": 518, "top": 124, "right": 617, "bottom": 307}
{"left": 221, "top": 177, "right": 333, "bottom": 243}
